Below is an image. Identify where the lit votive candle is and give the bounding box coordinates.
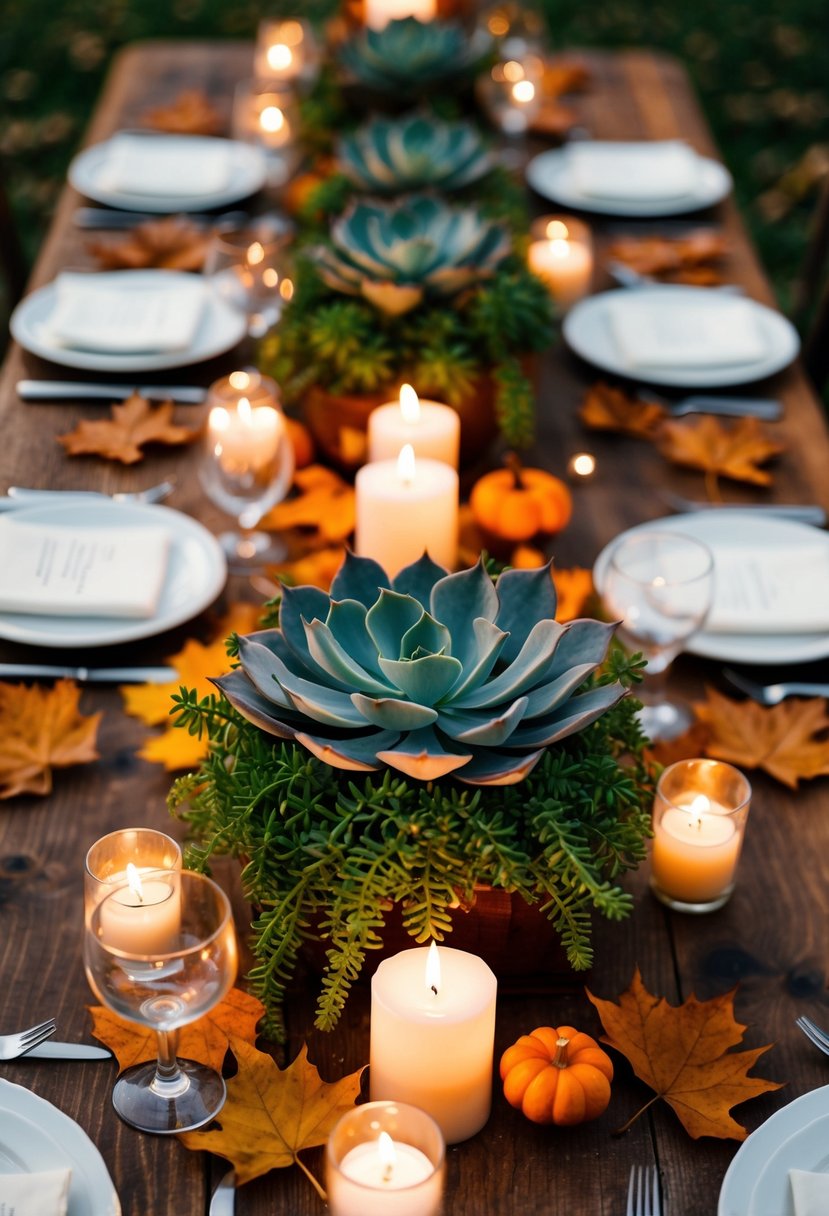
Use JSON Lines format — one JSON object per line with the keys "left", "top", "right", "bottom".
{"left": 98, "top": 865, "right": 181, "bottom": 955}
{"left": 528, "top": 218, "right": 593, "bottom": 308}
{"left": 477, "top": 57, "right": 544, "bottom": 135}
{"left": 208, "top": 395, "right": 285, "bottom": 478}
{"left": 650, "top": 758, "right": 752, "bottom": 913}
{"left": 370, "top": 943, "right": 497, "bottom": 1144}
{"left": 364, "top": 0, "right": 437, "bottom": 30}
{"left": 84, "top": 828, "right": 182, "bottom": 924}
{"left": 254, "top": 18, "right": 319, "bottom": 88}
{"left": 368, "top": 384, "right": 460, "bottom": 468}
{"left": 327, "top": 1101, "right": 445, "bottom": 1216}
{"left": 355, "top": 444, "right": 458, "bottom": 577}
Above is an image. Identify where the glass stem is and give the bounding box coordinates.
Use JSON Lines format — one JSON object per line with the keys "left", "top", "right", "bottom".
{"left": 151, "top": 1029, "right": 190, "bottom": 1099}
{"left": 640, "top": 663, "right": 671, "bottom": 707}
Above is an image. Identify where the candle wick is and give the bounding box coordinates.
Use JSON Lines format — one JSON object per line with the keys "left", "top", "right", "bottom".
{"left": 382, "top": 1163, "right": 393, "bottom": 1183}
{"left": 431, "top": 984, "right": 438, "bottom": 996}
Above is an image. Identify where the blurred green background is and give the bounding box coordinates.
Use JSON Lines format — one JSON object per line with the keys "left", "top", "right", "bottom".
{"left": 1, "top": 0, "right": 827, "bottom": 315}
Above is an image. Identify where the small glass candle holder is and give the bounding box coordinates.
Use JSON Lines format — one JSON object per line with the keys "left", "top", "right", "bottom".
{"left": 650, "top": 758, "right": 752, "bottom": 914}
{"left": 476, "top": 54, "right": 544, "bottom": 135}
{"left": 84, "top": 829, "right": 182, "bottom": 924}
{"left": 254, "top": 18, "right": 320, "bottom": 89}
{"left": 327, "top": 1101, "right": 445, "bottom": 1216}
{"left": 363, "top": 0, "right": 438, "bottom": 30}
{"left": 231, "top": 80, "right": 301, "bottom": 187}
{"left": 527, "top": 215, "right": 594, "bottom": 308}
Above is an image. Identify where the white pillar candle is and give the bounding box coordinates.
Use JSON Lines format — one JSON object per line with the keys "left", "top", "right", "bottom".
{"left": 364, "top": 0, "right": 437, "bottom": 29}
{"left": 208, "top": 396, "right": 285, "bottom": 476}
{"left": 370, "top": 944, "right": 497, "bottom": 1143}
{"left": 652, "top": 794, "right": 742, "bottom": 904}
{"left": 355, "top": 445, "right": 458, "bottom": 577}
{"left": 368, "top": 385, "right": 460, "bottom": 468}
{"left": 98, "top": 865, "right": 180, "bottom": 955}
{"left": 528, "top": 219, "right": 593, "bottom": 307}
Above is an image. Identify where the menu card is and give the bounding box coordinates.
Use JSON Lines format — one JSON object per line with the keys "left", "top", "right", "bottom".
{"left": 607, "top": 294, "right": 766, "bottom": 370}
{"left": 707, "top": 543, "right": 829, "bottom": 634}
{"left": 99, "top": 133, "right": 231, "bottom": 196}
{"left": 0, "top": 518, "right": 170, "bottom": 618}
{"left": 790, "top": 1169, "right": 829, "bottom": 1216}
{"left": 567, "top": 140, "right": 701, "bottom": 201}
{"left": 44, "top": 272, "right": 206, "bottom": 354}
{"left": 0, "top": 1168, "right": 71, "bottom": 1215}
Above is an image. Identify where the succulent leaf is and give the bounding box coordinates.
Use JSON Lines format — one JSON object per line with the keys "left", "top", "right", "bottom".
{"left": 340, "top": 17, "right": 491, "bottom": 95}
{"left": 338, "top": 113, "right": 493, "bottom": 194}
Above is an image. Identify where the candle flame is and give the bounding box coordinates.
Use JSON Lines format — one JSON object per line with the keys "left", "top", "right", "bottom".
{"left": 689, "top": 794, "right": 710, "bottom": 828}
{"left": 399, "top": 383, "right": 421, "bottom": 424}
{"left": 237, "top": 396, "right": 252, "bottom": 424}
{"left": 546, "top": 220, "right": 570, "bottom": 240}
{"left": 266, "top": 44, "right": 293, "bottom": 71}
{"left": 549, "top": 237, "right": 570, "bottom": 259}
{"left": 425, "top": 940, "right": 441, "bottom": 995}
{"left": 503, "top": 59, "right": 524, "bottom": 83}
{"left": 229, "top": 370, "right": 251, "bottom": 391}
{"left": 260, "top": 105, "right": 285, "bottom": 134}
{"left": 209, "top": 405, "right": 230, "bottom": 433}
{"left": 397, "top": 443, "right": 416, "bottom": 485}
{"left": 247, "top": 241, "right": 265, "bottom": 267}
{"left": 263, "top": 267, "right": 279, "bottom": 288}
{"left": 126, "top": 862, "right": 144, "bottom": 903}
{"left": 570, "top": 452, "right": 596, "bottom": 477}
{"left": 512, "top": 79, "right": 535, "bottom": 103}
{"left": 378, "top": 1131, "right": 396, "bottom": 1182}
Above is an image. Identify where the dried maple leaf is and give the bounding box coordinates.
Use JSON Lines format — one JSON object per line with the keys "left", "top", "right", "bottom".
{"left": 89, "top": 987, "right": 264, "bottom": 1074}
{"left": 607, "top": 230, "right": 728, "bottom": 281}
{"left": 0, "top": 680, "right": 101, "bottom": 799}
{"left": 692, "top": 686, "right": 829, "bottom": 788}
{"left": 140, "top": 89, "right": 223, "bottom": 136}
{"left": 580, "top": 381, "right": 666, "bottom": 439}
{"left": 260, "top": 465, "right": 355, "bottom": 543}
{"left": 588, "top": 969, "right": 783, "bottom": 1140}
{"left": 58, "top": 394, "right": 201, "bottom": 465}
{"left": 86, "top": 217, "right": 209, "bottom": 272}
{"left": 268, "top": 546, "right": 348, "bottom": 591}
{"left": 657, "top": 416, "right": 784, "bottom": 486}
{"left": 180, "top": 1038, "right": 364, "bottom": 1193}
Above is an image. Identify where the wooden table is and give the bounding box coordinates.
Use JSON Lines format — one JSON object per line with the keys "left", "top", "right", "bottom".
{"left": 1, "top": 41, "right": 829, "bottom": 1216}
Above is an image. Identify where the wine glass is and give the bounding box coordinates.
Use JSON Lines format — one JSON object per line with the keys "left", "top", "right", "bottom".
{"left": 199, "top": 372, "right": 295, "bottom": 570}
{"left": 84, "top": 869, "right": 237, "bottom": 1135}
{"left": 601, "top": 531, "right": 714, "bottom": 741}
{"left": 204, "top": 230, "right": 294, "bottom": 339}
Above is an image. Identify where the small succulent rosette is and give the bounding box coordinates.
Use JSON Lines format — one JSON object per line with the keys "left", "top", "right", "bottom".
{"left": 214, "top": 553, "right": 625, "bottom": 787}
{"left": 337, "top": 112, "right": 494, "bottom": 195}
{"left": 340, "top": 16, "right": 492, "bottom": 96}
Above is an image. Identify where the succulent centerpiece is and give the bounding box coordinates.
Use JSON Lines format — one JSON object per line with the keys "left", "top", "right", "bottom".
{"left": 340, "top": 16, "right": 492, "bottom": 98}
{"left": 170, "top": 555, "right": 652, "bottom": 1037}
{"left": 338, "top": 112, "right": 494, "bottom": 195}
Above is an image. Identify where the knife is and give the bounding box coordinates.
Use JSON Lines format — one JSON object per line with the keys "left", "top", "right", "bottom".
{"left": 0, "top": 664, "right": 178, "bottom": 684}
{"left": 24, "top": 1041, "right": 112, "bottom": 1061}
{"left": 17, "top": 380, "right": 207, "bottom": 404}
{"left": 209, "top": 1171, "right": 236, "bottom": 1216}
{"left": 73, "top": 206, "right": 250, "bottom": 230}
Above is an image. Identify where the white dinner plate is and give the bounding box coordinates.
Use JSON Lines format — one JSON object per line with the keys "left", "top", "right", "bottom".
{"left": 68, "top": 135, "right": 267, "bottom": 212}
{"left": 562, "top": 287, "right": 800, "bottom": 388}
{"left": 0, "top": 1078, "right": 120, "bottom": 1215}
{"left": 747, "top": 1113, "right": 829, "bottom": 1215}
{"left": 10, "top": 270, "right": 247, "bottom": 373}
{"left": 592, "top": 511, "right": 829, "bottom": 665}
{"left": 719, "top": 1086, "right": 829, "bottom": 1216}
{"left": 0, "top": 500, "right": 227, "bottom": 649}
{"left": 526, "top": 147, "right": 733, "bottom": 216}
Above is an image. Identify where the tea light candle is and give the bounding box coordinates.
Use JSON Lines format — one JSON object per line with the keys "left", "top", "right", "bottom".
{"left": 355, "top": 445, "right": 458, "bottom": 577}
{"left": 528, "top": 218, "right": 593, "bottom": 307}
{"left": 478, "top": 57, "right": 544, "bottom": 134}
{"left": 208, "top": 395, "right": 285, "bottom": 477}
{"left": 84, "top": 828, "right": 182, "bottom": 924}
{"left": 98, "top": 865, "right": 180, "bottom": 955}
{"left": 370, "top": 943, "right": 497, "bottom": 1143}
{"left": 364, "top": 0, "right": 437, "bottom": 30}
{"left": 327, "top": 1102, "right": 445, "bottom": 1216}
{"left": 368, "top": 384, "right": 460, "bottom": 468}
{"left": 254, "top": 18, "right": 318, "bottom": 86}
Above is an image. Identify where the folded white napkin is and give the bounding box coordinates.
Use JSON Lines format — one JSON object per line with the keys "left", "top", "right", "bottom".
{"left": 790, "top": 1169, "right": 829, "bottom": 1216}
{"left": 43, "top": 272, "right": 206, "bottom": 354}
{"left": 567, "top": 140, "right": 701, "bottom": 201}
{"left": 607, "top": 293, "right": 766, "bottom": 370}
{"left": 0, "top": 1168, "right": 71, "bottom": 1215}
{"left": 0, "top": 518, "right": 171, "bottom": 618}
{"left": 706, "top": 541, "right": 829, "bottom": 634}
{"left": 98, "top": 133, "right": 231, "bottom": 197}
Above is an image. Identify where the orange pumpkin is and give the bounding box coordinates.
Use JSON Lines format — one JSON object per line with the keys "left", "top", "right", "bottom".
{"left": 470, "top": 455, "right": 572, "bottom": 543}
{"left": 284, "top": 417, "right": 315, "bottom": 470}
{"left": 500, "top": 1025, "right": 613, "bottom": 1125}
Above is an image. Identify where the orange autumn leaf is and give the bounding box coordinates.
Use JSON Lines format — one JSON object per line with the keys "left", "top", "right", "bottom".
{"left": 580, "top": 381, "right": 666, "bottom": 439}
{"left": 260, "top": 465, "right": 355, "bottom": 543}
{"left": 541, "top": 60, "right": 592, "bottom": 97}
{"left": 58, "top": 394, "right": 201, "bottom": 465}
{"left": 692, "top": 686, "right": 829, "bottom": 788}
{"left": 553, "top": 566, "right": 595, "bottom": 622}
{"left": 140, "top": 89, "right": 223, "bottom": 136}
{"left": 180, "top": 1038, "right": 364, "bottom": 1188}
{"left": 89, "top": 987, "right": 264, "bottom": 1074}
{"left": 86, "top": 217, "right": 210, "bottom": 272}
{"left": 657, "top": 415, "right": 784, "bottom": 486}
{"left": 607, "top": 230, "right": 728, "bottom": 281}
{"left": 588, "top": 969, "right": 782, "bottom": 1140}
{"left": 0, "top": 679, "right": 101, "bottom": 799}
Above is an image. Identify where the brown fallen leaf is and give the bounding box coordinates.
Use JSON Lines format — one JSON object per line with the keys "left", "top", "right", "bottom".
{"left": 657, "top": 415, "right": 784, "bottom": 487}
{"left": 588, "top": 969, "right": 783, "bottom": 1140}
{"left": 140, "top": 89, "right": 223, "bottom": 136}
{"left": 260, "top": 465, "right": 356, "bottom": 543}
{"left": 692, "top": 685, "right": 829, "bottom": 789}
{"left": 86, "top": 217, "right": 210, "bottom": 272}
{"left": 541, "top": 60, "right": 592, "bottom": 97}
{"left": 180, "top": 1038, "right": 364, "bottom": 1194}
{"left": 607, "top": 230, "right": 729, "bottom": 283}
{"left": 89, "top": 987, "right": 264, "bottom": 1074}
{"left": 580, "top": 381, "right": 667, "bottom": 439}
{"left": 0, "top": 680, "right": 101, "bottom": 799}
{"left": 58, "top": 393, "right": 201, "bottom": 465}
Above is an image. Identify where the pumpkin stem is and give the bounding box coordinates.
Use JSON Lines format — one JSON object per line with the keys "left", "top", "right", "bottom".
{"left": 611, "top": 1093, "right": 660, "bottom": 1137}
{"left": 504, "top": 450, "right": 526, "bottom": 490}
{"left": 552, "top": 1036, "right": 570, "bottom": 1068}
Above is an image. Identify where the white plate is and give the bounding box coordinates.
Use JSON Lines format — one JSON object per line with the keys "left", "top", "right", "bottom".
{"left": 719, "top": 1086, "right": 829, "bottom": 1216}
{"left": 563, "top": 287, "right": 800, "bottom": 388}
{"left": 748, "top": 1114, "right": 829, "bottom": 1215}
{"left": 526, "top": 147, "right": 733, "bottom": 215}
{"left": 68, "top": 135, "right": 267, "bottom": 213}
{"left": 0, "top": 500, "right": 226, "bottom": 649}
{"left": 10, "top": 270, "right": 247, "bottom": 373}
{"left": 592, "top": 512, "right": 829, "bottom": 665}
{"left": 0, "top": 1078, "right": 120, "bottom": 1215}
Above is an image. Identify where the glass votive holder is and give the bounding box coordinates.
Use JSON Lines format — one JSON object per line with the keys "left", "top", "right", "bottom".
{"left": 327, "top": 1101, "right": 445, "bottom": 1216}
{"left": 650, "top": 758, "right": 752, "bottom": 914}
{"left": 206, "top": 369, "right": 280, "bottom": 412}
{"left": 231, "top": 80, "right": 301, "bottom": 187}
{"left": 527, "top": 215, "right": 594, "bottom": 308}
{"left": 254, "top": 18, "right": 320, "bottom": 89}
{"left": 204, "top": 232, "right": 295, "bottom": 339}
{"left": 84, "top": 829, "right": 182, "bottom": 924}
{"left": 476, "top": 54, "right": 544, "bottom": 135}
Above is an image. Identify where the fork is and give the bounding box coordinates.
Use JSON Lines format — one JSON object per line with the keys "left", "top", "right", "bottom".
{"left": 795, "top": 1015, "right": 829, "bottom": 1058}
{"left": 0, "top": 1019, "right": 57, "bottom": 1061}
{"left": 627, "top": 1165, "right": 662, "bottom": 1216}
{"left": 0, "top": 480, "right": 174, "bottom": 510}
{"left": 723, "top": 668, "right": 829, "bottom": 705}
{"left": 639, "top": 388, "right": 782, "bottom": 421}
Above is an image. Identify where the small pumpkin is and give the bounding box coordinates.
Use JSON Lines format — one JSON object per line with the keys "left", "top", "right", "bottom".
{"left": 284, "top": 417, "right": 315, "bottom": 470}
{"left": 500, "top": 1025, "right": 613, "bottom": 1125}
{"left": 470, "top": 454, "right": 572, "bottom": 543}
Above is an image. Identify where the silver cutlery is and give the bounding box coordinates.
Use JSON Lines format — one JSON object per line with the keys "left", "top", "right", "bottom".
{"left": 0, "top": 664, "right": 177, "bottom": 684}
{"left": 0, "top": 1019, "right": 57, "bottom": 1061}
{"left": 661, "top": 491, "right": 827, "bottom": 527}
{"left": 17, "top": 379, "right": 207, "bottom": 404}
{"left": 22, "top": 1041, "right": 112, "bottom": 1061}
{"left": 73, "top": 206, "right": 250, "bottom": 230}
{"left": 209, "top": 1170, "right": 236, "bottom": 1216}
{"left": 641, "top": 390, "right": 782, "bottom": 421}
{"left": 795, "top": 1015, "right": 829, "bottom": 1058}
{"left": 0, "top": 481, "right": 174, "bottom": 511}
{"left": 723, "top": 669, "right": 829, "bottom": 705}
{"left": 626, "top": 1164, "right": 662, "bottom": 1216}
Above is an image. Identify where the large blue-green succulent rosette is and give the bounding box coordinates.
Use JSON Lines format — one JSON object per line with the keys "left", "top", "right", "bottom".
{"left": 215, "top": 553, "right": 625, "bottom": 787}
